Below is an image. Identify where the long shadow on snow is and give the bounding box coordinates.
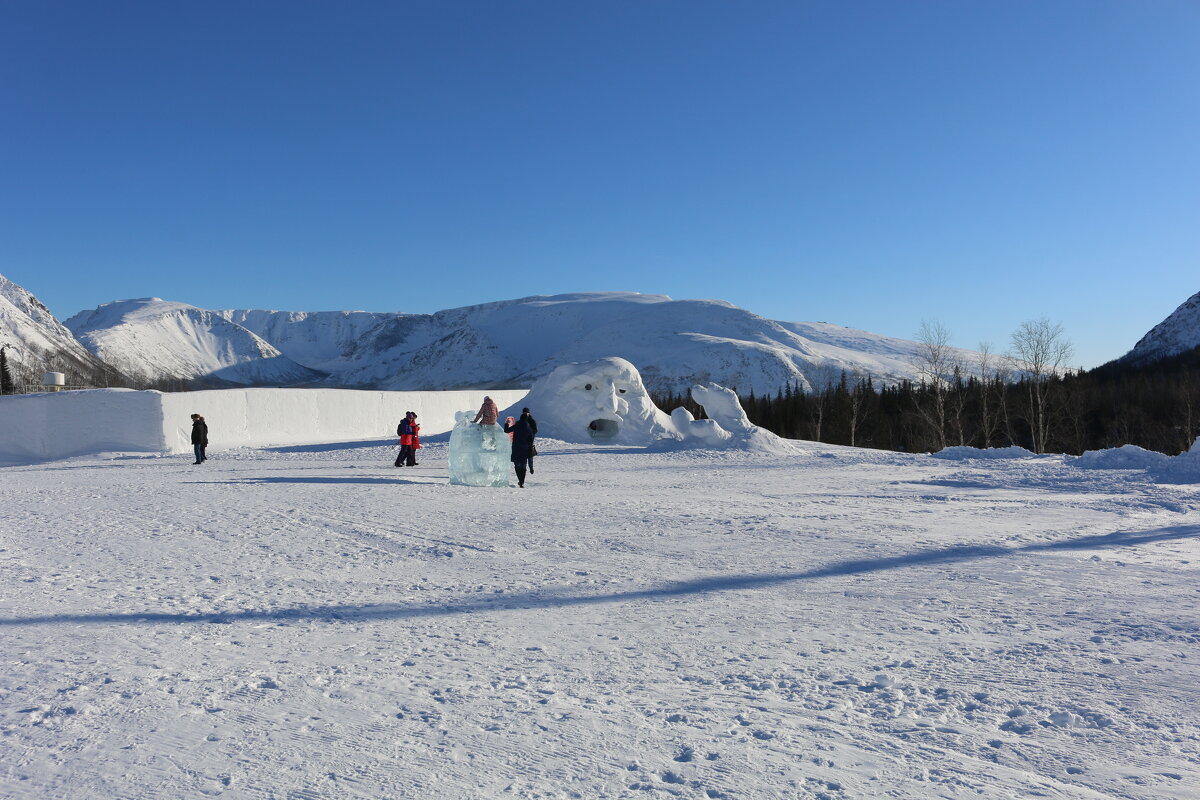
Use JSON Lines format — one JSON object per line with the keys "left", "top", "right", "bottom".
{"left": 186, "top": 476, "right": 440, "bottom": 486}
{"left": 3, "top": 524, "right": 1196, "bottom": 628}
{"left": 264, "top": 438, "right": 398, "bottom": 453}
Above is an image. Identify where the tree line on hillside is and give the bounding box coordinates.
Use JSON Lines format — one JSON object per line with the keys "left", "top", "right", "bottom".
{"left": 654, "top": 320, "right": 1200, "bottom": 457}
{"left": 0, "top": 342, "right": 127, "bottom": 394}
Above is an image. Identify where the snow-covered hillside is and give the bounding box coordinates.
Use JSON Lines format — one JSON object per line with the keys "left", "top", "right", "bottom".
{"left": 66, "top": 299, "right": 324, "bottom": 387}
{"left": 1120, "top": 290, "right": 1200, "bottom": 365}
{"left": 217, "top": 309, "right": 395, "bottom": 373}
{"left": 322, "top": 292, "right": 986, "bottom": 393}
{"left": 0, "top": 273, "right": 113, "bottom": 381}
{"left": 69, "top": 292, "right": 983, "bottom": 394}
{"left": 2, "top": 440, "right": 1197, "bottom": 798}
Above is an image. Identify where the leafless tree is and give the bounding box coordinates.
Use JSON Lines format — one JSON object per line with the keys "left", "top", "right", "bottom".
{"left": 804, "top": 365, "right": 839, "bottom": 442}
{"left": 1007, "top": 318, "right": 1074, "bottom": 453}
{"left": 911, "top": 320, "right": 956, "bottom": 450}
{"left": 845, "top": 370, "right": 871, "bottom": 448}
{"left": 975, "top": 342, "right": 998, "bottom": 448}
{"left": 1181, "top": 368, "right": 1200, "bottom": 453}
{"left": 947, "top": 365, "right": 968, "bottom": 447}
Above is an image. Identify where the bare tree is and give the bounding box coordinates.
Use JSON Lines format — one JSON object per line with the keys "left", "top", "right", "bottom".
{"left": 1181, "top": 368, "right": 1200, "bottom": 453}
{"left": 1007, "top": 318, "right": 1074, "bottom": 453}
{"left": 911, "top": 320, "right": 956, "bottom": 450}
{"left": 804, "top": 365, "right": 839, "bottom": 442}
{"left": 975, "top": 342, "right": 998, "bottom": 448}
{"left": 845, "top": 370, "right": 872, "bottom": 448}
{"left": 947, "top": 364, "right": 968, "bottom": 447}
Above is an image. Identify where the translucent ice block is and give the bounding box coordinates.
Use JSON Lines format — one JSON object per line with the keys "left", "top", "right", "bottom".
{"left": 448, "top": 412, "right": 513, "bottom": 487}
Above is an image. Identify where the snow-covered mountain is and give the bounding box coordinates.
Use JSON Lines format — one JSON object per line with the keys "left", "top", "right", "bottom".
{"left": 66, "top": 291, "right": 983, "bottom": 394}
{"left": 216, "top": 309, "right": 394, "bottom": 373}
{"left": 0, "top": 273, "right": 114, "bottom": 382}
{"left": 1120, "top": 290, "right": 1200, "bottom": 365}
{"left": 66, "top": 299, "right": 324, "bottom": 387}
{"left": 326, "top": 292, "right": 983, "bottom": 393}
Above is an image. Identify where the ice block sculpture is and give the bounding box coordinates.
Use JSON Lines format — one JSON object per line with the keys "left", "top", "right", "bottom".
{"left": 448, "top": 412, "right": 513, "bottom": 487}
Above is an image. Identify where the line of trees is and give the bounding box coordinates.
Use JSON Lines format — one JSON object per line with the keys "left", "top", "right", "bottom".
{"left": 0, "top": 341, "right": 127, "bottom": 393}
{"left": 0, "top": 345, "right": 14, "bottom": 395}
{"left": 655, "top": 320, "right": 1200, "bottom": 457}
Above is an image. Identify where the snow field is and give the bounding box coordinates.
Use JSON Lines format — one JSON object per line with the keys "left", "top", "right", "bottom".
{"left": 1, "top": 442, "right": 1198, "bottom": 799}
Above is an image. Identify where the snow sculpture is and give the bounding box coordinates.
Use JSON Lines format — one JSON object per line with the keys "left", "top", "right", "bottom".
{"left": 498, "top": 357, "right": 793, "bottom": 452}
{"left": 670, "top": 382, "right": 792, "bottom": 452}
{"left": 501, "top": 357, "right": 675, "bottom": 445}
{"left": 448, "top": 411, "right": 512, "bottom": 487}
{"left": 670, "top": 406, "right": 732, "bottom": 446}
{"left": 690, "top": 383, "right": 754, "bottom": 434}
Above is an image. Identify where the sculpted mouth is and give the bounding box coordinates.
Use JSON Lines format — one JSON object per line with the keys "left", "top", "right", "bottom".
{"left": 587, "top": 418, "right": 619, "bottom": 442}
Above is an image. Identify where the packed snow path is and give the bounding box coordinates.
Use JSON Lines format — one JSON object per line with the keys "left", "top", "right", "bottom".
{"left": 1, "top": 441, "right": 1198, "bottom": 799}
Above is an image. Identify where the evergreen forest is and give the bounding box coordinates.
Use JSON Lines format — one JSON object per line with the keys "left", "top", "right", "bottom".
{"left": 653, "top": 346, "right": 1200, "bottom": 457}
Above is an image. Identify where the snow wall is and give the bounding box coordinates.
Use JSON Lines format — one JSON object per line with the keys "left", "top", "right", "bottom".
{"left": 0, "top": 387, "right": 528, "bottom": 463}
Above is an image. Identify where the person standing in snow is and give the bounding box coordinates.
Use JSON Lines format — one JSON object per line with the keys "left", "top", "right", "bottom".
{"left": 520, "top": 407, "right": 538, "bottom": 474}
{"left": 407, "top": 412, "right": 421, "bottom": 466}
{"left": 395, "top": 412, "right": 415, "bottom": 467}
{"left": 473, "top": 396, "right": 499, "bottom": 426}
{"left": 504, "top": 407, "right": 538, "bottom": 488}
{"left": 190, "top": 413, "right": 208, "bottom": 465}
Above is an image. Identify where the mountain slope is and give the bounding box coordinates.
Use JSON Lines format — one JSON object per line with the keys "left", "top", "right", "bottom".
{"left": 216, "top": 309, "right": 395, "bottom": 372}
{"left": 66, "top": 299, "right": 324, "bottom": 387}
{"left": 328, "top": 292, "right": 982, "bottom": 393}
{"left": 1120, "top": 290, "right": 1200, "bottom": 366}
{"left": 0, "top": 272, "right": 116, "bottom": 383}
{"left": 66, "top": 291, "right": 985, "bottom": 394}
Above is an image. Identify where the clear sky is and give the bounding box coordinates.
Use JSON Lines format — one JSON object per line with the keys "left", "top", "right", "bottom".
{"left": 2, "top": 0, "right": 1197, "bottom": 367}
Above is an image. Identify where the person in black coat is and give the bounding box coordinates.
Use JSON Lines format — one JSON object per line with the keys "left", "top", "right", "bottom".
{"left": 395, "top": 412, "right": 415, "bottom": 467}
{"left": 190, "top": 413, "right": 208, "bottom": 464}
{"left": 503, "top": 407, "right": 538, "bottom": 488}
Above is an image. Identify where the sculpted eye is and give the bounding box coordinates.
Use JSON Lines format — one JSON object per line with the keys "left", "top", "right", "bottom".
{"left": 618, "top": 388, "right": 626, "bottom": 394}
{"left": 584, "top": 384, "right": 592, "bottom": 390}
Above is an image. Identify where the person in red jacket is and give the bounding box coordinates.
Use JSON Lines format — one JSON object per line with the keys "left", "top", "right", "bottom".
{"left": 395, "top": 412, "right": 415, "bottom": 467}
{"left": 407, "top": 413, "right": 421, "bottom": 466}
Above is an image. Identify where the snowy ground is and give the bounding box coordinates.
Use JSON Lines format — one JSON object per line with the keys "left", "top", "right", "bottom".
{"left": 2, "top": 439, "right": 1198, "bottom": 799}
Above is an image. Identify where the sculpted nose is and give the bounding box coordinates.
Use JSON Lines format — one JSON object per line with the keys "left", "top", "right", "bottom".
{"left": 596, "top": 381, "right": 619, "bottom": 413}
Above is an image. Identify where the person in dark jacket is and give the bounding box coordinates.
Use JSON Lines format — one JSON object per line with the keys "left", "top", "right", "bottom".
{"left": 503, "top": 407, "right": 538, "bottom": 488}
{"left": 395, "top": 412, "right": 415, "bottom": 467}
{"left": 520, "top": 407, "right": 538, "bottom": 474}
{"left": 190, "top": 413, "right": 208, "bottom": 464}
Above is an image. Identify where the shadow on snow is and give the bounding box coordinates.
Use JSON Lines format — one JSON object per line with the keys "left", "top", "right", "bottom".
{"left": 186, "top": 476, "right": 437, "bottom": 486}
{"left": 3, "top": 524, "right": 1196, "bottom": 628}
{"left": 263, "top": 438, "right": 398, "bottom": 454}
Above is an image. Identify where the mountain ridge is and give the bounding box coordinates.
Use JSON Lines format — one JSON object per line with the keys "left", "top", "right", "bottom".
{"left": 64, "top": 291, "right": 988, "bottom": 394}
{"left": 1118, "top": 290, "right": 1200, "bottom": 366}
{"left": 0, "top": 273, "right": 116, "bottom": 384}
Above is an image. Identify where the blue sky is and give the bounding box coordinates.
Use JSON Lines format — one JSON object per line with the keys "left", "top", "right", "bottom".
{"left": 2, "top": 0, "right": 1196, "bottom": 367}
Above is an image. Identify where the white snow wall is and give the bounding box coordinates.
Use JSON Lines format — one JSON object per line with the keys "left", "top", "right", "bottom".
{"left": 0, "top": 388, "right": 528, "bottom": 463}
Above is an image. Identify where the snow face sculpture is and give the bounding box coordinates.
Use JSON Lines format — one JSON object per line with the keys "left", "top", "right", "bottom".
{"left": 501, "top": 357, "right": 674, "bottom": 445}
{"left": 501, "top": 358, "right": 794, "bottom": 452}
{"left": 448, "top": 412, "right": 512, "bottom": 487}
